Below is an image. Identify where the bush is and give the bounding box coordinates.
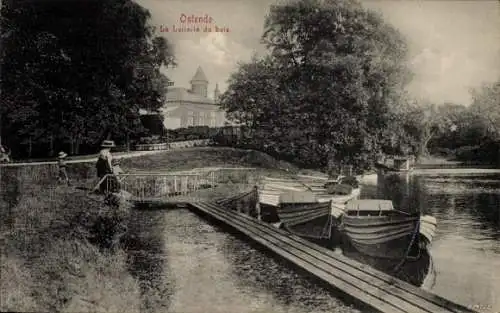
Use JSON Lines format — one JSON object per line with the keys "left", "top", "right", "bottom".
{"left": 431, "top": 147, "right": 455, "bottom": 158}
{"left": 455, "top": 145, "right": 480, "bottom": 162}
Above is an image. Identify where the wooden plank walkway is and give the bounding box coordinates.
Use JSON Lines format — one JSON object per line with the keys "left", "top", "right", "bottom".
{"left": 187, "top": 201, "right": 479, "bottom": 313}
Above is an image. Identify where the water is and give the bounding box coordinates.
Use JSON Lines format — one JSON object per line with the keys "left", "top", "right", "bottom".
{"left": 124, "top": 209, "right": 361, "bottom": 313}
{"left": 366, "top": 172, "right": 500, "bottom": 312}
{"left": 124, "top": 172, "right": 500, "bottom": 313}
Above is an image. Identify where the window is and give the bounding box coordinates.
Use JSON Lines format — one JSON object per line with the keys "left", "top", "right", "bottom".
{"left": 199, "top": 112, "right": 205, "bottom": 125}
{"left": 193, "top": 112, "right": 198, "bottom": 126}
{"left": 203, "top": 112, "right": 211, "bottom": 125}
{"left": 210, "top": 112, "right": 216, "bottom": 127}
{"left": 187, "top": 111, "right": 194, "bottom": 126}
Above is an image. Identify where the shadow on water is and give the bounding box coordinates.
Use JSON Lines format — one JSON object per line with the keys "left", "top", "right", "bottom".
{"left": 121, "top": 207, "right": 173, "bottom": 312}
{"left": 339, "top": 242, "right": 432, "bottom": 288}
{"left": 216, "top": 226, "right": 365, "bottom": 313}
{"left": 372, "top": 172, "right": 428, "bottom": 214}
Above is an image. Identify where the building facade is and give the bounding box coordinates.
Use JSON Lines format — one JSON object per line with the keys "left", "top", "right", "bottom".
{"left": 160, "top": 66, "right": 228, "bottom": 130}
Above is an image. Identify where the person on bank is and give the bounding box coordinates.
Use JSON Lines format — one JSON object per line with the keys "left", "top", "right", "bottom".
{"left": 57, "top": 151, "right": 71, "bottom": 185}
{"left": 0, "top": 144, "right": 11, "bottom": 163}
{"left": 96, "top": 140, "right": 120, "bottom": 193}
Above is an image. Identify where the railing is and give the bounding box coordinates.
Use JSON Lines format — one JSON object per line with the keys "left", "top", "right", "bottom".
{"left": 92, "top": 167, "right": 258, "bottom": 203}
{"left": 134, "top": 143, "right": 169, "bottom": 151}
{"left": 134, "top": 139, "right": 213, "bottom": 151}
{"left": 94, "top": 172, "right": 215, "bottom": 201}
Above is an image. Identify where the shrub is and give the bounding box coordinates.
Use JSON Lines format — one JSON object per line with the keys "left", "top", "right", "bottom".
{"left": 455, "top": 145, "right": 480, "bottom": 162}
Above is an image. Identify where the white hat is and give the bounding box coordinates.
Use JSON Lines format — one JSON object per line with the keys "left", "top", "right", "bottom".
{"left": 58, "top": 151, "right": 67, "bottom": 158}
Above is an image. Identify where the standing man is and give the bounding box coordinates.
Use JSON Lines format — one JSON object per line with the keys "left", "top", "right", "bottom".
{"left": 95, "top": 140, "right": 116, "bottom": 193}
{"left": 0, "top": 144, "right": 10, "bottom": 163}
{"left": 57, "top": 151, "right": 71, "bottom": 185}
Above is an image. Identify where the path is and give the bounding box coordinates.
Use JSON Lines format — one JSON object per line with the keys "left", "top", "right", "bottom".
{"left": 0, "top": 150, "right": 169, "bottom": 167}
{"left": 412, "top": 168, "right": 500, "bottom": 175}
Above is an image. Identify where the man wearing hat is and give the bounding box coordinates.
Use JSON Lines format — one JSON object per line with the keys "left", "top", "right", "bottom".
{"left": 57, "top": 151, "right": 71, "bottom": 185}
{"left": 96, "top": 140, "right": 118, "bottom": 193}
{"left": 0, "top": 144, "right": 11, "bottom": 163}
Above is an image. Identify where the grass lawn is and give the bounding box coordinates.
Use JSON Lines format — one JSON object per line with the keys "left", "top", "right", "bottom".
{"left": 120, "top": 147, "right": 299, "bottom": 172}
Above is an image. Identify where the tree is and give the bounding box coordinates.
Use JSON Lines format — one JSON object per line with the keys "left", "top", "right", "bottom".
{"left": 394, "top": 99, "right": 463, "bottom": 157}
{"left": 0, "top": 0, "right": 175, "bottom": 157}
{"left": 470, "top": 79, "right": 500, "bottom": 139}
{"left": 221, "top": 0, "right": 413, "bottom": 169}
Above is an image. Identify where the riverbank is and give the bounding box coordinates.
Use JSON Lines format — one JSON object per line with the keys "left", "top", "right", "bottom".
{"left": 416, "top": 155, "right": 463, "bottom": 166}
{"left": 0, "top": 179, "right": 139, "bottom": 312}
{"left": 0, "top": 147, "right": 306, "bottom": 312}
{"left": 0, "top": 147, "right": 384, "bottom": 312}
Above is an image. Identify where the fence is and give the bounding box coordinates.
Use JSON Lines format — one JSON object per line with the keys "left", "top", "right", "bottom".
{"left": 94, "top": 167, "right": 259, "bottom": 203}
{"left": 134, "top": 139, "right": 212, "bottom": 151}
{"left": 134, "top": 143, "right": 169, "bottom": 151}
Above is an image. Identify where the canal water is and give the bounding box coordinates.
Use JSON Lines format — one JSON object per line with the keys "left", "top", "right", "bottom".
{"left": 371, "top": 172, "right": 500, "bottom": 312}
{"left": 124, "top": 172, "right": 500, "bottom": 313}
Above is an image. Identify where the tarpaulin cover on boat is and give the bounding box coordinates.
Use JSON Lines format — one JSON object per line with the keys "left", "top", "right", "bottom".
{"left": 345, "top": 199, "right": 394, "bottom": 212}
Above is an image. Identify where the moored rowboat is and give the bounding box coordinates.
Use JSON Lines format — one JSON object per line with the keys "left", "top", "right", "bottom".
{"left": 340, "top": 199, "right": 437, "bottom": 260}
{"left": 257, "top": 175, "right": 361, "bottom": 238}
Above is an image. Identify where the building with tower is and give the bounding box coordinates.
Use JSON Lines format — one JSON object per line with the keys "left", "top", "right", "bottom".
{"left": 159, "top": 66, "right": 228, "bottom": 130}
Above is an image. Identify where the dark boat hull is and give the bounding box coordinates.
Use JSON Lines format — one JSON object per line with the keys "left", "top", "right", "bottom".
{"left": 284, "top": 214, "right": 340, "bottom": 241}
{"left": 342, "top": 213, "right": 421, "bottom": 259}
{"left": 259, "top": 202, "right": 336, "bottom": 240}
{"left": 277, "top": 202, "right": 332, "bottom": 227}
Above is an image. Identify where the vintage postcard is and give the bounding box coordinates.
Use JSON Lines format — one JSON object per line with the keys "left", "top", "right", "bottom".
{"left": 1, "top": 0, "right": 499, "bottom": 312}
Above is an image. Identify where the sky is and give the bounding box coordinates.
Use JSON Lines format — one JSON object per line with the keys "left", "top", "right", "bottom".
{"left": 136, "top": 0, "right": 500, "bottom": 106}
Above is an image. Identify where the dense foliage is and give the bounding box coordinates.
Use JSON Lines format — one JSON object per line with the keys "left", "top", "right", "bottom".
{"left": 427, "top": 80, "right": 500, "bottom": 164}
{"left": 221, "top": 0, "right": 413, "bottom": 170}
{"left": 1, "top": 0, "right": 175, "bottom": 158}
{"left": 220, "top": 0, "right": 500, "bottom": 168}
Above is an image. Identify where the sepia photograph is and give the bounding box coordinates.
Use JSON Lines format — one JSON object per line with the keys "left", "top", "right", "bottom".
{"left": 0, "top": 0, "right": 499, "bottom": 312}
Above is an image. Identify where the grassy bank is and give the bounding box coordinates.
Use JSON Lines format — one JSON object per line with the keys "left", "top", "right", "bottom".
{"left": 1, "top": 147, "right": 311, "bottom": 312}
{"left": 0, "top": 168, "right": 143, "bottom": 312}
{"left": 120, "top": 147, "right": 300, "bottom": 172}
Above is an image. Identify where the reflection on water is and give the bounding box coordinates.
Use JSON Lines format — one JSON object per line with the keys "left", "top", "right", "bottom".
{"left": 366, "top": 172, "right": 500, "bottom": 311}
{"left": 123, "top": 211, "right": 173, "bottom": 312}
{"left": 341, "top": 246, "right": 433, "bottom": 288}
{"left": 124, "top": 209, "right": 361, "bottom": 313}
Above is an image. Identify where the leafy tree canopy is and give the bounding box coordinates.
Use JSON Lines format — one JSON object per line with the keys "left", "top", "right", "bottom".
{"left": 221, "top": 0, "right": 413, "bottom": 169}
{"left": 1, "top": 0, "right": 175, "bottom": 156}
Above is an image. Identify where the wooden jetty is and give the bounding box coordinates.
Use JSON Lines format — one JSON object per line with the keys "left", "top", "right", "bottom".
{"left": 376, "top": 156, "right": 415, "bottom": 173}
{"left": 186, "top": 200, "right": 477, "bottom": 313}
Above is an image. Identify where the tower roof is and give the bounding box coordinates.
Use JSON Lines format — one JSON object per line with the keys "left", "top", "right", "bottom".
{"left": 191, "top": 66, "right": 208, "bottom": 82}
